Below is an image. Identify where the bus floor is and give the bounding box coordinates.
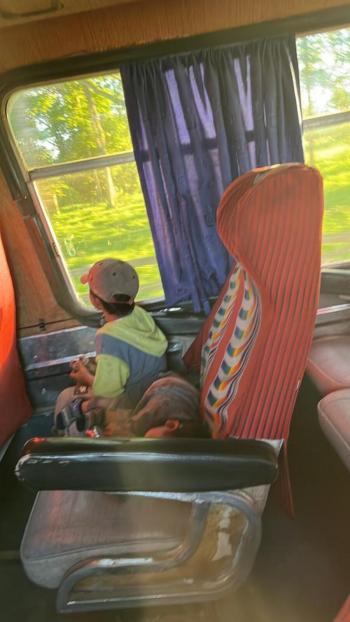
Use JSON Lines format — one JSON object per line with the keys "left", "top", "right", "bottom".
{"left": 0, "top": 376, "right": 349, "bottom": 622}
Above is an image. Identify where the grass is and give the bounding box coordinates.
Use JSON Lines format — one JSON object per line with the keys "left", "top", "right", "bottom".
{"left": 45, "top": 191, "right": 164, "bottom": 304}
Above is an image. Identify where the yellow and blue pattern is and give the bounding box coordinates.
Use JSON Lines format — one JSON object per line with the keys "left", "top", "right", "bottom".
{"left": 201, "top": 263, "right": 261, "bottom": 433}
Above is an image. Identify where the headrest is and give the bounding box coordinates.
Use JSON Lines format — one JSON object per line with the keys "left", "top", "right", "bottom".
{"left": 216, "top": 163, "right": 323, "bottom": 281}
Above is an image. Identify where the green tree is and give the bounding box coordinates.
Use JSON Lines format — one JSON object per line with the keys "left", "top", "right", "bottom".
{"left": 297, "top": 34, "right": 329, "bottom": 117}
{"left": 327, "top": 29, "right": 350, "bottom": 112}
{"left": 297, "top": 29, "right": 350, "bottom": 116}
{"left": 8, "top": 73, "right": 134, "bottom": 207}
{"left": 297, "top": 28, "right": 350, "bottom": 165}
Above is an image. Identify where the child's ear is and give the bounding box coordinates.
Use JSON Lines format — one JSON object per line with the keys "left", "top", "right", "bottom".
{"left": 144, "top": 419, "right": 182, "bottom": 438}
{"left": 164, "top": 419, "right": 181, "bottom": 431}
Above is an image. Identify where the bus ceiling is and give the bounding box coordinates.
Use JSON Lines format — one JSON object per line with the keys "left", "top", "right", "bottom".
{"left": 0, "top": 0, "right": 140, "bottom": 27}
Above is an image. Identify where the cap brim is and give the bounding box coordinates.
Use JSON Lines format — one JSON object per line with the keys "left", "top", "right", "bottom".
{"left": 80, "top": 272, "right": 89, "bottom": 285}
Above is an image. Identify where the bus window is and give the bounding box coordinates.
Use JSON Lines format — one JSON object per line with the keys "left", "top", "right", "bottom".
{"left": 6, "top": 73, "right": 164, "bottom": 307}
{"left": 297, "top": 27, "right": 350, "bottom": 267}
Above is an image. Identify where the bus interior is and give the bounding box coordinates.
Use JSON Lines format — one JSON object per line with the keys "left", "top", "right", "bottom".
{"left": 0, "top": 1, "right": 349, "bottom": 621}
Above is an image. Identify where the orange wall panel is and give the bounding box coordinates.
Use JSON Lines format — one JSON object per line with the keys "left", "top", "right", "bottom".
{"left": 0, "top": 172, "right": 79, "bottom": 334}
{"left": 0, "top": 0, "right": 349, "bottom": 72}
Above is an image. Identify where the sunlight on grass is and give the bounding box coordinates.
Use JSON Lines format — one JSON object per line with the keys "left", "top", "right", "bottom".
{"left": 303, "top": 122, "right": 350, "bottom": 265}
{"left": 35, "top": 166, "right": 164, "bottom": 305}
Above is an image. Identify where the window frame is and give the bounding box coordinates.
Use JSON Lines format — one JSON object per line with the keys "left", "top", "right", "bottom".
{"left": 0, "top": 5, "right": 349, "bottom": 326}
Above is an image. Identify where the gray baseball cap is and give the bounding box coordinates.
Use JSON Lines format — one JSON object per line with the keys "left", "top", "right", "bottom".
{"left": 80, "top": 258, "right": 139, "bottom": 303}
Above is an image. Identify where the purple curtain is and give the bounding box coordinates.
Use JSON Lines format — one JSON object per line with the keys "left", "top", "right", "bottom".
{"left": 120, "top": 36, "right": 303, "bottom": 313}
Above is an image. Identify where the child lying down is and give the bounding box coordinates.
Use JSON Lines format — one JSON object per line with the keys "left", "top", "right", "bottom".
{"left": 54, "top": 373, "right": 210, "bottom": 439}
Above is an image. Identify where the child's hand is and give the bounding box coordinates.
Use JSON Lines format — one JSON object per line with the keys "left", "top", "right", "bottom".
{"left": 70, "top": 358, "right": 94, "bottom": 386}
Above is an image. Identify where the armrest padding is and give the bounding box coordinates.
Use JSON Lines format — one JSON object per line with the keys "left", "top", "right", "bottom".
{"left": 16, "top": 436, "right": 278, "bottom": 492}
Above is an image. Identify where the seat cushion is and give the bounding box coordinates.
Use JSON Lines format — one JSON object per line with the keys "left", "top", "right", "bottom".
{"left": 318, "top": 389, "right": 350, "bottom": 470}
{"left": 307, "top": 336, "right": 350, "bottom": 395}
{"left": 21, "top": 491, "right": 193, "bottom": 588}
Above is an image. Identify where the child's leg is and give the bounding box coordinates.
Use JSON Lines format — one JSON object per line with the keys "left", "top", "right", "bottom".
{"left": 53, "top": 387, "right": 86, "bottom": 436}
{"left": 54, "top": 387, "right": 76, "bottom": 417}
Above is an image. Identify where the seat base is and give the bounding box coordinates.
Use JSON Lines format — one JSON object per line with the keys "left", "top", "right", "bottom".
{"left": 21, "top": 491, "right": 194, "bottom": 589}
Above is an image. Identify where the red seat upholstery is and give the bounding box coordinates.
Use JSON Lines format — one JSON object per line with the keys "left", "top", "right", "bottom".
{"left": 317, "top": 389, "right": 350, "bottom": 470}
{"left": 0, "top": 232, "right": 32, "bottom": 445}
{"left": 185, "top": 164, "right": 324, "bottom": 510}
{"left": 333, "top": 596, "right": 350, "bottom": 622}
{"left": 307, "top": 335, "right": 350, "bottom": 396}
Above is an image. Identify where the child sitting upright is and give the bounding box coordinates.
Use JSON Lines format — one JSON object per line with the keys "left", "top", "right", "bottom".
{"left": 54, "top": 258, "right": 168, "bottom": 434}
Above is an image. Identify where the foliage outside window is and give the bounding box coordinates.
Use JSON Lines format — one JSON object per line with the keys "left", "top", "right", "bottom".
{"left": 297, "top": 28, "right": 350, "bottom": 266}
{"left": 7, "top": 73, "right": 164, "bottom": 306}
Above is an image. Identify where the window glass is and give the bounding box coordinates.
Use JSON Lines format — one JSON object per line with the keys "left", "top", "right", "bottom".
{"left": 7, "top": 75, "right": 133, "bottom": 168}
{"left": 7, "top": 72, "right": 163, "bottom": 306}
{"left": 303, "top": 121, "right": 350, "bottom": 265}
{"left": 35, "top": 165, "right": 162, "bottom": 305}
{"left": 297, "top": 28, "right": 350, "bottom": 266}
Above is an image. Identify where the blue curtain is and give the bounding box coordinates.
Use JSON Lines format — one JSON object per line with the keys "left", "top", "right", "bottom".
{"left": 120, "top": 36, "right": 303, "bottom": 313}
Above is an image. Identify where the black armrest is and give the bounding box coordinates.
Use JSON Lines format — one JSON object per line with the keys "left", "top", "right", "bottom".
{"left": 15, "top": 437, "right": 278, "bottom": 493}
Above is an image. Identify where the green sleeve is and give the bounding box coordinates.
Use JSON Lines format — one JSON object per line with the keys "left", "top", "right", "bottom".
{"left": 92, "top": 354, "right": 130, "bottom": 399}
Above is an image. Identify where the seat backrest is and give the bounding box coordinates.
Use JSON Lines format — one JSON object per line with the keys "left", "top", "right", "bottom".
{"left": 0, "top": 232, "right": 32, "bottom": 447}
{"left": 185, "top": 164, "right": 323, "bottom": 445}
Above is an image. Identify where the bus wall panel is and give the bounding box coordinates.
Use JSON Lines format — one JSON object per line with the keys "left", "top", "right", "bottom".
{"left": 0, "top": 0, "right": 349, "bottom": 72}
{"left": 0, "top": 172, "right": 77, "bottom": 335}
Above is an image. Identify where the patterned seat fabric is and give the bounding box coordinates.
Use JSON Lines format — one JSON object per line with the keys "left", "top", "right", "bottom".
{"left": 185, "top": 164, "right": 324, "bottom": 509}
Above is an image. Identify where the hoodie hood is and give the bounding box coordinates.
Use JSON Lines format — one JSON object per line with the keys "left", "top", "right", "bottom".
{"left": 99, "top": 305, "right": 167, "bottom": 357}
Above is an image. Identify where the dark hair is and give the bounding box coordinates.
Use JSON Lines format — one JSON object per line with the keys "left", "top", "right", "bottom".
{"left": 93, "top": 292, "right": 135, "bottom": 317}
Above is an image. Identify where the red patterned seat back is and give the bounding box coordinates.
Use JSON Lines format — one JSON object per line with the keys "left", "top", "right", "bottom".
{"left": 185, "top": 164, "right": 323, "bottom": 445}
{"left": 0, "top": 233, "right": 32, "bottom": 445}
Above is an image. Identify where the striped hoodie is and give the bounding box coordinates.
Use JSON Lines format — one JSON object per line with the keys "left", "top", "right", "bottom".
{"left": 93, "top": 305, "right": 167, "bottom": 405}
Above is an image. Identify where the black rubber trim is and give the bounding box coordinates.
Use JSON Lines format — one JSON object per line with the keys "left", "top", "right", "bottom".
{"left": 16, "top": 436, "right": 278, "bottom": 492}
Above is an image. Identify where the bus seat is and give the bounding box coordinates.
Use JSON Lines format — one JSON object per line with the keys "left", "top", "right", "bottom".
{"left": 307, "top": 335, "right": 350, "bottom": 396}
{"left": 0, "top": 231, "right": 32, "bottom": 449}
{"left": 307, "top": 336, "right": 350, "bottom": 469}
{"left": 15, "top": 163, "right": 323, "bottom": 613}
{"left": 317, "top": 389, "right": 350, "bottom": 470}
{"left": 184, "top": 163, "right": 324, "bottom": 511}
{"left": 21, "top": 487, "right": 195, "bottom": 590}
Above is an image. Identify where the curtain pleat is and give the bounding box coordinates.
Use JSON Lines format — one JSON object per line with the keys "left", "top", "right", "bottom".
{"left": 121, "top": 36, "right": 303, "bottom": 312}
